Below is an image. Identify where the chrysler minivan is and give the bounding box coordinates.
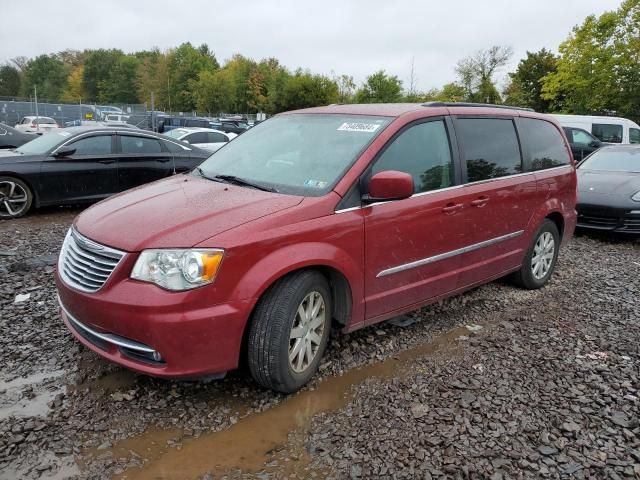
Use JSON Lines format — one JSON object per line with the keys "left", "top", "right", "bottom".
{"left": 56, "top": 102, "right": 577, "bottom": 393}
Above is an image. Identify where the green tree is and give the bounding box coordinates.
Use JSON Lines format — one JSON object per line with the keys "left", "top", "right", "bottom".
{"left": 455, "top": 45, "right": 512, "bottom": 103}
{"left": 280, "top": 72, "right": 338, "bottom": 111}
{"left": 355, "top": 70, "right": 403, "bottom": 103}
{"left": 504, "top": 49, "right": 557, "bottom": 112}
{"left": 542, "top": 0, "right": 640, "bottom": 116}
{"left": 168, "top": 42, "right": 219, "bottom": 111}
{"left": 136, "top": 49, "right": 170, "bottom": 109}
{"left": 82, "top": 49, "right": 125, "bottom": 101}
{"left": 98, "top": 55, "right": 140, "bottom": 103}
{"left": 0, "top": 64, "right": 21, "bottom": 97}
{"left": 61, "top": 65, "right": 84, "bottom": 103}
{"left": 22, "top": 55, "right": 68, "bottom": 101}
{"left": 334, "top": 74, "right": 356, "bottom": 104}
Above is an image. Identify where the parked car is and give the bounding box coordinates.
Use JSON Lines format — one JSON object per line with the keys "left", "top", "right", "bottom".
{"left": 14, "top": 116, "right": 61, "bottom": 134}
{"left": 212, "top": 118, "right": 251, "bottom": 135}
{"left": 95, "top": 106, "right": 124, "bottom": 119}
{"left": 164, "top": 127, "right": 236, "bottom": 152}
{"left": 104, "top": 114, "right": 130, "bottom": 123}
{"left": 552, "top": 114, "right": 640, "bottom": 145}
{"left": 56, "top": 103, "right": 576, "bottom": 393}
{"left": 562, "top": 126, "right": 603, "bottom": 161}
{"left": 575, "top": 145, "right": 640, "bottom": 234}
{"left": 0, "top": 126, "right": 209, "bottom": 219}
{"left": 0, "top": 123, "right": 36, "bottom": 149}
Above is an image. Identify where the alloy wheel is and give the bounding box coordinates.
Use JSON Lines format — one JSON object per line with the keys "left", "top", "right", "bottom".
{"left": 288, "top": 291, "right": 326, "bottom": 373}
{"left": 0, "top": 181, "right": 29, "bottom": 218}
{"left": 531, "top": 231, "right": 555, "bottom": 280}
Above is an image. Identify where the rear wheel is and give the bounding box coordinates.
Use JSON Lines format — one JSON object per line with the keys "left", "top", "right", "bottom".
{"left": 512, "top": 219, "right": 560, "bottom": 289}
{"left": 0, "top": 177, "right": 32, "bottom": 219}
{"left": 247, "top": 270, "right": 331, "bottom": 393}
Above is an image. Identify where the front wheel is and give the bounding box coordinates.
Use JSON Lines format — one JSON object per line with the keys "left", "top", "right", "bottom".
{"left": 0, "top": 176, "right": 33, "bottom": 219}
{"left": 247, "top": 270, "right": 331, "bottom": 393}
{"left": 511, "top": 219, "right": 560, "bottom": 289}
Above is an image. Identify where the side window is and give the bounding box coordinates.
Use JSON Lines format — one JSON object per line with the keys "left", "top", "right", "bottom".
{"left": 371, "top": 120, "right": 453, "bottom": 194}
{"left": 209, "top": 132, "right": 228, "bottom": 143}
{"left": 630, "top": 128, "right": 640, "bottom": 144}
{"left": 518, "top": 118, "right": 571, "bottom": 171}
{"left": 571, "top": 128, "right": 594, "bottom": 146}
{"left": 68, "top": 135, "right": 112, "bottom": 155}
{"left": 164, "top": 141, "right": 188, "bottom": 153}
{"left": 185, "top": 132, "right": 208, "bottom": 144}
{"left": 457, "top": 118, "right": 521, "bottom": 182}
{"left": 120, "top": 136, "right": 163, "bottom": 154}
{"left": 592, "top": 123, "right": 623, "bottom": 143}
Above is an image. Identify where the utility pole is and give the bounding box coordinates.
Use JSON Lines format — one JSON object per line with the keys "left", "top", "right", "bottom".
{"left": 34, "top": 85, "right": 39, "bottom": 132}
{"left": 151, "top": 91, "right": 156, "bottom": 132}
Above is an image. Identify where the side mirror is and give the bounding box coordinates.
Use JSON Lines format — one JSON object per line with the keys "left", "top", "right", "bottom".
{"left": 182, "top": 139, "right": 190, "bottom": 144}
{"left": 54, "top": 146, "right": 76, "bottom": 157}
{"left": 363, "top": 170, "right": 414, "bottom": 203}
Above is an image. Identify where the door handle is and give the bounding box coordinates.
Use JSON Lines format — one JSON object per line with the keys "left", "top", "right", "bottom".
{"left": 157, "top": 158, "right": 171, "bottom": 163}
{"left": 97, "top": 159, "right": 115, "bottom": 164}
{"left": 470, "top": 196, "right": 489, "bottom": 207}
{"left": 442, "top": 202, "right": 463, "bottom": 214}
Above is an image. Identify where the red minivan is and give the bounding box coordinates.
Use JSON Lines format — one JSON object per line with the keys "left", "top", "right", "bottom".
{"left": 56, "top": 103, "right": 577, "bottom": 392}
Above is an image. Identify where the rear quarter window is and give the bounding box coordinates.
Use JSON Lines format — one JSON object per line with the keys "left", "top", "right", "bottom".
{"left": 518, "top": 118, "right": 571, "bottom": 171}
{"left": 592, "top": 123, "right": 623, "bottom": 143}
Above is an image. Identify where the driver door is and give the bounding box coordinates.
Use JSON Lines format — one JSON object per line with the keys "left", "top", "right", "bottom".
{"left": 38, "top": 133, "right": 118, "bottom": 205}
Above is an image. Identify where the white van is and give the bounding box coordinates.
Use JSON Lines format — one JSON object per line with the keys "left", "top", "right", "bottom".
{"left": 551, "top": 114, "right": 640, "bottom": 144}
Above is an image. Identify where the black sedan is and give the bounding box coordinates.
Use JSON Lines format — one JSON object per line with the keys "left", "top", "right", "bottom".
{"left": 0, "top": 122, "right": 36, "bottom": 149}
{"left": 576, "top": 145, "right": 640, "bottom": 234}
{"left": 0, "top": 127, "right": 210, "bottom": 219}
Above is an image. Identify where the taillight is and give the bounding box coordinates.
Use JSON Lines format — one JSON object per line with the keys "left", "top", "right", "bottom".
{"left": 31, "top": 122, "right": 37, "bottom": 128}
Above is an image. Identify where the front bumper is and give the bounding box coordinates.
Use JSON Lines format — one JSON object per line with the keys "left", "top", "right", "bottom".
{"left": 56, "top": 268, "right": 254, "bottom": 379}
{"left": 576, "top": 204, "right": 640, "bottom": 234}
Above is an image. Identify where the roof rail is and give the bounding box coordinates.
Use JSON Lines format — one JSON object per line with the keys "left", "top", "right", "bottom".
{"left": 422, "top": 102, "right": 534, "bottom": 112}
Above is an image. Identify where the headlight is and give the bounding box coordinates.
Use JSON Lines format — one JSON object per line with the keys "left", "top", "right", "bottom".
{"left": 131, "top": 249, "right": 224, "bottom": 291}
{"left": 632, "top": 191, "right": 640, "bottom": 202}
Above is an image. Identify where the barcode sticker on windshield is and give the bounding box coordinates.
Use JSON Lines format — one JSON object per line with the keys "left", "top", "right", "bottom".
{"left": 337, "top": 122, "right": 381, "bottom": 133}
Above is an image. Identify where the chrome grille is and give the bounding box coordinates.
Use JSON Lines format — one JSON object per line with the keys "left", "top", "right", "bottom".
{"left": 58, "top": 228, "right": 125, "bottom": 292}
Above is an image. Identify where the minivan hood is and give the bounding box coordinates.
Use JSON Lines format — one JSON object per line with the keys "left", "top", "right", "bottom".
{"left": 75, "top": 175, "right": 303, "bottom": 251}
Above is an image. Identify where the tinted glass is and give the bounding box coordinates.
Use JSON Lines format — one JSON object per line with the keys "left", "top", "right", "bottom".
{"left": 457, "top": 118, "right": 521, "bottom": 182}
{"left": 592, "top": 123, "right": 623, "bottom": 143}
{"left": 121, "top": 136, "right": 162, "bottom": 154}
{"left": 164, "top": 140, "right": 188, "bottom": 153}
{"left": 185, "top": 119, "right": 206, "bottom": 128}
{"left": 630, "top": 128, "right": 640, "bottom": 144}
{"left": 165, "top": 129, "right": 189, "bottom": 139}
{"left": 37, "top": 117, "right": 56, "bottom": 125}
{"left": 518, "top": 118, "right": 570, "bottom": 171}
{"left": 209, "top": 132, "right": 227, "bottom": 143}
{"left": 371, "top": 120, "right": 453, "bottom": 193}
{"left": 579, "top": 147, "right": 640, "bottom": 172}
{"left": 70, "top": 135, "right": 112, "bottom": 155}
{"left": 572, "top": 128, "right": 594, "bottom": 146}
{"left": 185, "top": 132, "right": 209, "bottom": 144}
{"left": 197, "top": 114, "right": 391, "bottom": 196}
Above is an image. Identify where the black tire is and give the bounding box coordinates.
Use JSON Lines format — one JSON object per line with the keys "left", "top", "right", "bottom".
{"left": 511, "top": 219, "right": 560, "bottom": 289}
{"left": 0, "top": 176, "right": 33, "bottom": 219}
{"left": 247, "top": 270, "right": 332, "bottom": 393}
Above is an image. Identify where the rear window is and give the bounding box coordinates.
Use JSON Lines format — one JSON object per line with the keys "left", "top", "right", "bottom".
{"left": 456, "top": 118, "right": 522, "bottom": 182}
{"left": 630, "top": 128, "right": 640, "bottom": 144}
{"left": 592, "top": 123, "right": 623, "bottom": 143}
{"left": 37, "top": 117, "right": 56, "bottom": 125}
{"left": 518, "top": 118, "right": 571, "bottom": 171}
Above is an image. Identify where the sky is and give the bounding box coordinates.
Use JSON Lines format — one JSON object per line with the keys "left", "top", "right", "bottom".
{"left": 0, "top": 0, "right": 623, "bottom": 91}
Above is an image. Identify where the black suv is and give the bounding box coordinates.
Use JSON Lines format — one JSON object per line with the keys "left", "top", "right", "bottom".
{"left": 562, "top": 126, "right": 603, "bottom": 162}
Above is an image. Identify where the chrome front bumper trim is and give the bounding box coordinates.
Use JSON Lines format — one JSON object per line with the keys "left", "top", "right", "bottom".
{"left": 58, "top": 296, "right": 157, "bottom": 354}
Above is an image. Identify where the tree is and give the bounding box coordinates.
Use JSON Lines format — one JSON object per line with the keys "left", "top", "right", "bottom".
{"left": 61, "top": 65, "right": 84, "bottom": 103}
{"left": 82, "top": 49, "right": 125, "bottom": 101}
{"left": 22, "top": 55, "right": 68, "bottom": 101}
{"left": 0, "top": 65, "right": 21, "bottom": 97}
{"left": 455, "top": 45, "right": 512, "bottom": 103}
{"left": 504, "top": 49, "right": 558, "bottom": 112}
{"left": 541, "top": 0, "right": 640, "bottom": 117}
{"left": 168, "top": 42, "right": 219, "bottom": 111}
{"left": 434, "top": 83, "right": 467, "bottom": 102}
{"left": 334, "top": 74, "right": 356, "bottom": 104}
{"left": 136, "top": 49, "right": 170, "bottom": 109}
{"left": 98, "top": 56, "right": 140, "bottom": 103}
{"left": 355, "top": 70, "right": 403, "bottom": 103}
{"left": 280, "top": 72, "right": 338, "bottom": 111}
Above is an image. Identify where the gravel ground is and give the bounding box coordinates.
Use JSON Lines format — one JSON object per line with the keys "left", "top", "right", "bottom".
{"left": 0, "top": 208, "right": 638, "bottom": 479}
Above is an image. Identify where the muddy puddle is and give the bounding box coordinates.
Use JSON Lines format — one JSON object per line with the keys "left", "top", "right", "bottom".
{"left": 105, "top": 325, "right": 472, "bottom": 479}
{"left": 0, "top": 370, "right": 65, "bottom": 418}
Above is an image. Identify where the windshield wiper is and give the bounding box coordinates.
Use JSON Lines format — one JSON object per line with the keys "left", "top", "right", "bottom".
{"left": 212, "top": 174, "right": 279, "bottom": 193}
{"left": 193, "top": 166, "right": 212, "bottom": 180}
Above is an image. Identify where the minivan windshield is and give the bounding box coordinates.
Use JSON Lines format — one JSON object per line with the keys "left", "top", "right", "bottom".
{"left": 579, "top": 147, "right": 640, "bottom": 172}
{"left": 197, "top": 114, "right": 391, "bottom": 196}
